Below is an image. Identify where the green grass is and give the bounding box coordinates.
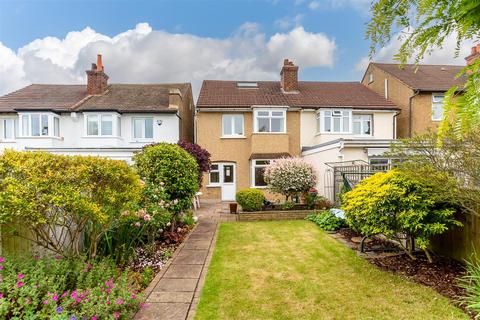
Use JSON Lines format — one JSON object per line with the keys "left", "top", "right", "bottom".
{"left": 195, "top": 220, "right": 467, "bottom": 320}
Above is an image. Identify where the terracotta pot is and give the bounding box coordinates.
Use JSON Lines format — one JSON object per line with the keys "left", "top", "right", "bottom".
{"left": 229, "top": 202, "right": 238, "bottom": 214}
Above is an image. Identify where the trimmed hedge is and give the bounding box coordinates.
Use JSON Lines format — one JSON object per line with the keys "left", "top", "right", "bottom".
{"left": 236, "top": 189, "right": 265, "bottom": 212}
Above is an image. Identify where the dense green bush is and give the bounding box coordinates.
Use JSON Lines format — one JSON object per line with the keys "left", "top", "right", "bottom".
{"left": 0, "top": 150, "right": 142, "bottom": 258}
{"left": 0, "top": 255, "right": 145, "bottom": 319}
{"left": 306, "top": 211, "right": 345, "bottom": 231}
{"left": 134, "top": 143, "right": 199, "bottom": 214}
{"left": 236, "top": 189, "right": 265, "bottom": 212}
{"left": 342, "top": 169, "right": 461, "bottom": 262}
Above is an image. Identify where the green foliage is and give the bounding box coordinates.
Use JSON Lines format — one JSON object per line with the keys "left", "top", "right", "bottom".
{"left": 134, "top": 143, "right": 199, "bottom": 214}
{"left": 459, "top": 256, "right": 480, "bottom": 315}
{"left": 0, "top": 255, "right": 144, "bottom": 319}
{"left": 367, "top": 0, "right": 480, "bottom": 136}
{"left": 342, "top": 170, "right": 461, "bottom": 261}
{"left": 236, "top": 189, "right": 265, "bottom": 212}
{"left": 306, "top": 211, "right": 345, "bottom": 231}
{"left": 280, "top": 201, "right": 296, "bottom": 210}
{"left": 180, "top": 211, "right": 196, "bottom": 227}
{"left": 0, "top": 150, "right": 141, "bottom": 258}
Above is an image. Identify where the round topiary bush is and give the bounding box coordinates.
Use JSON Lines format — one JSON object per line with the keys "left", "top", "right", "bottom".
{"left": 236, "top": 188, "right": 265, "bottom": 212}
{"left": 134, "top": 143, "right": 199, "bottom": 213}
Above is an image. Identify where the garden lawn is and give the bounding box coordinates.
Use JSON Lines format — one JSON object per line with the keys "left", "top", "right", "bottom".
{"left": 195, "top": 221, "right": 467, "bottom": 320}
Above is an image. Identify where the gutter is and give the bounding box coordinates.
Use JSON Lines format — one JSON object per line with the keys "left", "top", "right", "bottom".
{"left": 408, "top": 90, "right": 420, "bottom": 138}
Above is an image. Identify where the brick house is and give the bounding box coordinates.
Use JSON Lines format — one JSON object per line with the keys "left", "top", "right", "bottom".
{"left": 197, "top": 59, "right": 398, "bottom": 201}
{"left": 0, "top": 55, "right": 194, "bottom": 162}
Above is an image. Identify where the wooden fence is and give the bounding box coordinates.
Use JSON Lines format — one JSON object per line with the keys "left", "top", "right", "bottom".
{"left": 1, "top": 222, "right": 35, "bottom": 256}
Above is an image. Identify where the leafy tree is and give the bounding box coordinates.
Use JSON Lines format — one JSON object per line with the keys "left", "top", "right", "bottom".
{"left": 178, "top": 140, "right": 211, "bottom": 188}
{"left": 264, "top": 157, "right": 317, "bottom": 201}
{"left": 367, "top": 0, "right": 480, "bottom": 135}
{"left": 342, "top": 169, "right": 460, "bottom": 262}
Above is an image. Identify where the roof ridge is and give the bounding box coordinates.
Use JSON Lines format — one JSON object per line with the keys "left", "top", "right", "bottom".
{"left": 373, "top": 62, "right": 464, "bottom": 67}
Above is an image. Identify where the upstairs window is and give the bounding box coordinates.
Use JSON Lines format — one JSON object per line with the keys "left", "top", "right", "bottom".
{"left": 20, "top": 113, "right": 59, "bottom": 137}
{"left": 319, "top": 110, "right": 351, "bottom": 133}
{"left": 254, "top": 110, "right": 286, "bottom": 133}
{"left": 133, "top": 117, "right": 154, "bottom": 140}
{"left": 222, "top": 114, "right": 244, "bottom": 137}
{"left": 432, "top": 94, "right": 445, "bottom": 121}
{"left": 3, "top": 118, "right": 15, "bottom": 140}
{"left": 368, "top": 73, "right": 374, "bottom": 83}
{"left": 353, "top": 114, "right": 372, "bottom": 135}
{"left": 85, "top": 113, "right": 120, "bottom": 137}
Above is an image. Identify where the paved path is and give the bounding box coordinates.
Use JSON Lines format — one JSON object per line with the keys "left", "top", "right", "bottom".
{"left": 135, "top": 201, "right": 234, "bottom": 320}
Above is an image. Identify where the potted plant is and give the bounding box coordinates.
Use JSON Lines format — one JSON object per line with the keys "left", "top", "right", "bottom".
{"left": 229, "top": 202, "right": 238, "bottom": 214}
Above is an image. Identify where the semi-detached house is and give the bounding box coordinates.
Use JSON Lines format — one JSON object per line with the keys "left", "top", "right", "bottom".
{"left": 196, "top": 59, "right": 399, "bottom": 202}
{"left": 0, "top": 55, "right": 194, "bottom": 162}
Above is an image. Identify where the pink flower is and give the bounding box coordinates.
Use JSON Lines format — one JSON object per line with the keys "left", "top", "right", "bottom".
{"left": 115, "top": 298, "right": 124, "bottom": 305}
{"left": 106, "top": 288, "right": 111, "bottom": 294}
{"left": 0, "top": 266, "right": 4, "bottom": 270}
{"left": 106, "top": 300, "right": 111, "bottom": 305}
{"left": 144, "top": 214, "right": 152, "bottom": 222}
{"left": 114, "top": 312, "right": 120, "bottom": 319}
{"left": 0, "top": 257, "right": 4, "bottom": 263}
{"left": 17, "top": 274, "right": 24, "bottom": 279}
{"left": 91, "top": 316, "right": 97, "bottom": 320}
{"left": 71, "top": 291, "right": 77, "bottom": 299}
{"left": 134, "top": 222, "right": 141, "bottom": 228}
{"left": 52, "top": 294, "right": 58, "bottom": 301}
{"left": 139, "top": 180, "right": 145, "bottom": 186}
{"left": 43, "top": 300, "right": 48, "bottom": 305}
{"left": 75, "top": 298, "right": 81, "bottom": 303}
{"left": 61, "top": 291, "right": 67, "bottom": 298}
{"left": 17, "top": 281, "right": 24, "bottom": 288}
{"left": 131, "top": 293, "right": 137, "bottom": 299}
{"left": 55, "top": 255, "right": 62, "bottom": 260}
{"left": 0, "top": 293, "right": 3, "bottom": 299}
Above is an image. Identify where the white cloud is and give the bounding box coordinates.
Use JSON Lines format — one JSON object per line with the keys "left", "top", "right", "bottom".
{"left": 274, "top": 14, "right": 303, "bottom": 30}
{"left": 0, "top": 23, "right": 337, "bottom": 97}
{"left": 355, "top": 29, "right": 476, "bottom": 71}
{"left": 308, "top": 1, "right": 321, "bottom": 10}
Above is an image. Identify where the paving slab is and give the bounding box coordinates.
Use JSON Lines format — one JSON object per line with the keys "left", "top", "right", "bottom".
{"left": 183, "top": 240, "right": 211, "bottom": 250}
{"left": 147, "top": 291, "right": 194, "bottom": 303}
{"left": 188, "top": 233, "right": 214, "bottom": 241}
{"left": 154, "top": 278, "right": 198, "bottom": 292}
{"left": 135, "top": 303, "right": 190, "bottom": 320}
{"left": 164, "top": 264, "right": 203, "bottom": 279}
{"left": 173, "top": 249, "right": 208, "bottom": 265}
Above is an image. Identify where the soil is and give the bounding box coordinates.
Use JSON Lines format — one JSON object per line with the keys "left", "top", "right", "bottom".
{"left": 335, "top": 227, "right": 473, "bottom": 318}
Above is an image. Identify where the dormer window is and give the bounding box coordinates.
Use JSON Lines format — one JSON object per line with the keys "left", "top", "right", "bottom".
{"left": 237, "top": 82, "right": 258, "bottom": 89}
{"left": 19, "top": 113, "right": 60, "bottom": 138}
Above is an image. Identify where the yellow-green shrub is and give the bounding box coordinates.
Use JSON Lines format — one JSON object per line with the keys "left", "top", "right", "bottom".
{"left": 236, "top": 189, "right": 265, "bottom": 212}
{"left": 0, "top": 150, "right": 142, "bottom": 257}
{"left": 341, "top": 169, "right": 461, "bottom": 261}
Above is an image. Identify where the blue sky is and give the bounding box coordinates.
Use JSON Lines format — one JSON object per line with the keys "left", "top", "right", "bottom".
{"left": 0, "top": 0, "right": 471, "bottom": 97}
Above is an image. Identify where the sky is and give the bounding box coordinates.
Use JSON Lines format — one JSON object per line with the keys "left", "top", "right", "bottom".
{"left": 0, "top": 0, "right": 475, "bottom": 98}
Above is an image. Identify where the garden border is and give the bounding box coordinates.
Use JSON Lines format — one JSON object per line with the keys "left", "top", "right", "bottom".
{"left": 237, "top": 210, "right": 315, "bottom": 221}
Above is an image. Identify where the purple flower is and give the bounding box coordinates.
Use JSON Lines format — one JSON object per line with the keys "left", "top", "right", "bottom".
{"left": 56, "top": 306, "right": 63, "bottom": 314}
{"left": 17, "top": 281, "right": 24, "bottom": 288}
{"left": 70, "top": 316, "right": 77, "bottom": 320}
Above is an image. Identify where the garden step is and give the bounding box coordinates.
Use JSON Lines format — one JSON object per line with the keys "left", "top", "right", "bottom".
{"left": 146, "top": 291, "right": 194, "bottom": 303}
{"left": 164, "top": 264, "right": 203, "bottom": 279}
{"left": 155, "top": 278, "right": 198, "bottom": 292}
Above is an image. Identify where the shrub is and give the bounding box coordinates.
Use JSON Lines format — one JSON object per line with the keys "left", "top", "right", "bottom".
{"left": 178, "top": 140, "right": 211, "bottom": 188}
{"left": 264, "top": 157, "right": 317, "bottom": 201}
{"left": 306, "top": 210, "right": 345, "bottom": 231}
{"left": 459, "top": 258, "right": 480, "bottom": 315}
{"left": 341, "top": 169, "right": 461, "bottom": 262}
{"left": 236, "top": 189, "right": 265, "bottom": 212}
{"left": 134, "top": 143, "right": 199, "bottom": 215}
{"left": 0, "top": 150, "right": 142, "bottom": 258}
{"left": 280, "top": 201, "right": 296, "bottom": 210}
{"left": 0, "top": 255, "right": 144, "bottom": 319}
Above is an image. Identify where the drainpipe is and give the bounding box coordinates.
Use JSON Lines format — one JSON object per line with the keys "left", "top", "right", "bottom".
{"left": 393, "top": 110, "right": 400, "bottom": 139}
{"left": 408, "top": 90, "right": 420, "bottom": 138}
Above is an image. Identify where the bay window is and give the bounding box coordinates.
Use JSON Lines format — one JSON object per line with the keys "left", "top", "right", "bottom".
{"left": 432, "top": 94, "right": 445, "bottom": 121}
{"left": 254, "top": 110, "right": 286, "bottom": 133}
{"left": 19, "top": 113, "right": 59, "bottom": 137}
{"left": 319, "top": 110, "right": 351, "bottom": 133}
{"left": 133, "top": 117, "right": 154, "bottom": 140}
{"left": 222, "top": 114, "right": 244, "bottom": 137}
{"left": 353, "top": 114, "right": 372, "bottom": 135}
{"left": 85, "top": 113, "right": 120, "bottom": 137}
{"left": 251, "top": 159, "right": 271, "bottom": 187}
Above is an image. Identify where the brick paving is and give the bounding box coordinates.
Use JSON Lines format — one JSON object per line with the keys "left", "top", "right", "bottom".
{"left": 135, "top": 201, "right": 233, "bottom": 320}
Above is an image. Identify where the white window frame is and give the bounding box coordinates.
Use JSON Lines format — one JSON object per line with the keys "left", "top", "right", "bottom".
{"left": 251, "top": 159, "right": 271, "bottom": 188}
{"left": 432, "top": 94, "right": 445, "bottom": 121}
{"left": 368, "top": 73, "right": 374, "bottom": 83}
{"left": 2, "top": 118, "right": 16, "bottom": 141}
{"left": 132, "top": 117, "right": 154, "bottom": 141}
{"left": 318, "top": 109, "right": 352, "bottom": 134}
{"left": 352, "top": 114, "right": 373, "bottom": 136}
{"left": 84, "top": 112, "right": 120, "bottom": 137}
{"left": 208, "top": 163, "right": 221, "bottom": 186}
{"left": 222, "top": 114, "right": 244, "bottom": 137}
{"left": 18, "top": 112, "right": 60, "bottom": 138}
{"left": 253, "top": 109, "right": 286, "bottom": 133}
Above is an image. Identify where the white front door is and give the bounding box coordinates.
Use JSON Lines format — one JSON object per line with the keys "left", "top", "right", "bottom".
{"left": 220, "top": 163, "right": 236, "bottom": 201}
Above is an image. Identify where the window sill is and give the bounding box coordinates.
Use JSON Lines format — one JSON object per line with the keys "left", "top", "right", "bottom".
{"left": 251, "top": 185, "right": 267, "bottom": 189}
{"left": 17, "top": 136, "right": 62, "bottom": 140}
{"left": 221, "top": 135, "right": 246, "bottom": 139}
{"left": 252, "top": 132, "right": 287, "bottom": 135}
{"left": 431, "top": 119, "right": 442, "bottom": 122}
{"left": 0, "top": 140, "right": 16, "bottom": 143}
{"left": 206, "top": 184, "right": 221, "bottom": 188}
{"left": 316, "top": 132, "right": 351, "bottom": 136}
{"left": 82, "top": 136, "right": 122, "bottom": 139}
{"left": 130, "top": 139, "right": 155, "bottom": 143}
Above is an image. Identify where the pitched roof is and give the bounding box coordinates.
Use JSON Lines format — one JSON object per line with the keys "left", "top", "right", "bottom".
{"left": 371, "top": 63, "right": 467, "bottom": 91}
{"left": 0, "top": 83, "right": 191, "bottom": 113}
{"left": 0, "top": 85, "right": 87, "bottom": 112}
{"left": 197, "top": 81, "right": 397, "bottom": 109}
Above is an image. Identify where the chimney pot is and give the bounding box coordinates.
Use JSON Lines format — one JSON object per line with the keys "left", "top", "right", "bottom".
{"left": 97, "top": 54, "right": 104, "bottom": 71}
{"left": 86, "top": 54, "right": 109, "bottom": 95}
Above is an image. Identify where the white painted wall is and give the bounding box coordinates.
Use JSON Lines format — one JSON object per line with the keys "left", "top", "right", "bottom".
{"left": 0, "top": 112, "right": 179, "bottom": 162}
{"left": 300, "top": 109, "right": 396, "bottom": 147}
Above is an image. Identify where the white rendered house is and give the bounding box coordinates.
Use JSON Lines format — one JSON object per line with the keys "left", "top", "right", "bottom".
{"left": 0, "top": 56, "right": 194, "bottom": 162}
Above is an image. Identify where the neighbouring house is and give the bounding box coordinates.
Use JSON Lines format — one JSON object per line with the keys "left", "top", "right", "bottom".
{"left": 0, "top": 55, "right": 194, "bottom": 162}
{"left": 360, "top": 45, "right": 480, "bottom": 138}
{"left": 197, "top": 59, "right": 398, "bottom": 201}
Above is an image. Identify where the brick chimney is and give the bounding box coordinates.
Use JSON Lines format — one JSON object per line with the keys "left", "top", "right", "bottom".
{"left": 86, "top": 54, "right": 109, "bottom": 95}
{"left": 280, "top": 59, "right": 299, "bottom": 92}
{"left": 466, "top": 44, "right": 480, "bottom": 66}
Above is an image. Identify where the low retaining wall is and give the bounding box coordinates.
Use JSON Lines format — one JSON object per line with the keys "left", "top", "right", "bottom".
{"left": 237, "top": 210, "right": 314, "bottom": 222}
